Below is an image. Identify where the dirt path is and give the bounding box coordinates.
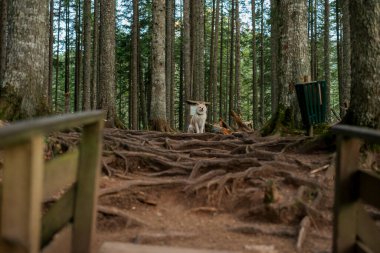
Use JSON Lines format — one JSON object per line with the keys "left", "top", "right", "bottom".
{"left": 52, "top": 129, "right": 334, "bottom": 252}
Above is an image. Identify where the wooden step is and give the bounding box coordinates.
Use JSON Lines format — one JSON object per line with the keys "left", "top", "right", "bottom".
{"left": 99, "top": 242, "right": 241, "bottom": 253}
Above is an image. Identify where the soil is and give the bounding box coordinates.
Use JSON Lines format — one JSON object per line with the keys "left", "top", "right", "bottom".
{"left": 70, "top": 129, "right": 336, "bottom": 253}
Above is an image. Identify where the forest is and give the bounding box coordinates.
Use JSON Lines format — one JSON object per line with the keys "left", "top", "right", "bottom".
{"left": 0, "top": 0, "right": 378, "bottom": 132}
{"left": 0, "top": 1, "right": 379, "bottom": 253}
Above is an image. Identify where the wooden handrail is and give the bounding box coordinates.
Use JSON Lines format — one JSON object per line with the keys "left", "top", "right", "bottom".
{"left": 331, "top": 124, "right": 380, "bottom": 143}
{"left": 0, "top": 111, "right": 105, "bottom": 148}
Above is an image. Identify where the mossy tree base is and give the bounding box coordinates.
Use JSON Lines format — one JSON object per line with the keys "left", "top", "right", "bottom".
{"left": 261, "top": 107, "right": 295, "bottom": 136}
{"left": 149, "top": 118, "right": 172, "bottom": 132}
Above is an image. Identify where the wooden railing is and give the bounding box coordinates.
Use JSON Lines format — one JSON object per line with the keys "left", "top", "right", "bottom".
{"left": 332, "top": 124, "right": 380, "bottom": 253}
{"left": 0, "top": 111, "right": 105, "bottom": 253}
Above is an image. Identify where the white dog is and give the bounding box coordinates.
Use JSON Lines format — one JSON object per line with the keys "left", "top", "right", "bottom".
{"left": 188, "top": 103, "right": 207, "bottom": 133}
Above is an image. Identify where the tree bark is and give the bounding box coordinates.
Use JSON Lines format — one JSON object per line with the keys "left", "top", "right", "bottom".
{"left": 252, "top": 0, "right": 258, "bottom": 129}
{"left": 64, "top": 0, "right": 70, "bottom": 113}
{"left": 0, "top": 0, "right": 49, "bottom": 119}
{"left": 48, "top": 0, "right": 54, "bottom": 109}
{"left": 192, "top": 0, "right": 205, "bottom": 101}
{"left": 74, "top": 0, "right": 81, "bottom": 112}
{"left": 131, "top": 0, "right": 139, "bottom": 129}
{"left": 82, "top": 0, "right": 91, "bottom": 110}
{"left": 219, "top": 1, "right": 224, "bottom": 120}
{"left": 55, "top": 0, "right": 62, "bottom": 112}
{"left": 150, "top": 0, "right": 170, "bottom": 131}
{"left": 92, "top": 0, "right": 100, "bottom": 109}
{"left": 259, "top": 0, "right": 264, "bottom": 126}
{"left": 341, "top": 0, "right": 351, "bottom": 116}
{"left": 270, "top": 0, "right": 279, "bottom": 117}
{"left": 228, "top": 0, "right": 235, "bottom": 125}
{"left": 183, "top": 0, "right": 191, "bottom": 128}
{"left": 323, "top": 0, "right": 331, "bottom": 121}
{"left": 235, "top": 0, "right": 241, "bottom": 115}
{"left": 0, "top": 0, "right": 6, "bottom": 83}
{"left": 99, "top": 0, "right": 117, "bottom": 127}
{"left": 343, "top": 0, "right": 380, "bottom": 129}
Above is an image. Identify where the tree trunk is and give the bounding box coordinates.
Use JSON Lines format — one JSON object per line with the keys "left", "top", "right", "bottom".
{"left": 219, "top": 1, "right": 224, "bottom": 120}
{"left": 64, "top": 0, "right": 70, "bottom": 113}
{"left": 0, "top": 0, "right": 49, "bottom": 119}
{"left": 323, "top": 0, "right": 331, "bottom": 121}
{"left": 270, "top": 0, "right": 279, "bottom": 117}
{"left": 228, "top": 0, "right": 235, "bottom": 125}
{"left": 165, "top": 0, "right": 172, "bottom": 125}
{"left": 48, "top": 0, "right": 54, "bottom": 109}
{"left": 192, "top": 0, "right": 205, "bottom": 101}
{"left": 0, "top": 0, "right": 6, "bottom": 83}
{"left": 82, "top": 0, "right": 91, "bottom": 110}
{"left": 263, "top": 0, "right": 310, "bottom": 135}
{"left": 74, "top": 0, "right": 81, "bottom": 112}
{"left": 208, "top": 0, "right": 216, "bottom": 121}
{"left": 150, "top": 0, "right": 170, "bottom": 131}
{"left": 341, "top": 0, "right": 351, "bottom": 116}
{"left": 343, "top": 0, "right": 380, "bottom": 129}
{"left": 235, "top": 0, "right": 241, "bottom": 115}
{"left": 183, "top": 0, "right": 191, "bottom": 128}
{"left": 131, "top": 0, "right": 139, "bottom": 129}
{"left": 259, "top": 0, "right": 264, "bottom": 126}
{"left": 336, "top": 0, "right": 343, "bottom": 117}
{"left": 252, "top": 0, "right": 258, "bottom": 129}
{"left": 55, "top": 0, "right": 62, "bottom": 112}
{"left": 92, "top": 0, "right": 99, "bottom": 109}
{"left": 99, "top": 0, "right": 116, "bottom": 127}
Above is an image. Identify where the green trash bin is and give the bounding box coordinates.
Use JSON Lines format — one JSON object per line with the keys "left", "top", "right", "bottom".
{"left": 295, "top": 81, "right": 327, "bottom": 129}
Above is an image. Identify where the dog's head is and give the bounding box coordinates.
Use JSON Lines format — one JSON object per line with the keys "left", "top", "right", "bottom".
{"left": 196, "top": 103, "right": 207, "bottom": 115}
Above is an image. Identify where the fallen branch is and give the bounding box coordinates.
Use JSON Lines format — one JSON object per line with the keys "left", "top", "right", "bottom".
{"left": 98, "top": 205, "right": 148, "bottom": 227}
{"left": 296, "top": 216, "right": 311, "bottom": 251}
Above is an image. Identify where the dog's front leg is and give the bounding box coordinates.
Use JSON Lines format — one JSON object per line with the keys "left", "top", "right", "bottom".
{"left": 195, "top": 122, "right": 200, "bottom": 133}
{"left": 200, "top": 122, "right": 204, "bottom": 133}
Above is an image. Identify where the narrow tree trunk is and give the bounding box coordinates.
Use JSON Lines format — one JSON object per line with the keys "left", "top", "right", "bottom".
{"left": 252, "top": 0, "right": 258, "bottom": 129}
{"left": 212, "top": 0, "right": 220, "bottom": 122}
{"left": 91, "top": 0, "right": 99, "bottom": 109}
{"left": 48, "top": 0, "right": 54, "bottom": 109}
{"left": 82, "top": 0, "right": 91, "bottom": 110}
{"left": 259, "top": 0, "right": 264, "bottom": 126}
{"left": 179, "top": 8, "right": 184, "bottom": 130}
{"left": 342, "top": 0, "right": 380, "bottom": 129}
{"left": 0, "top": 0, "right": 49, "bottom": 119}
{"left": 192, "top": 0, "right": 204, "bottom": 101}
{"left": 0, "top": 0, "right": 7, "bottom": 83}
{"left": 131, "top": 0, "right": 139, "bottom": 129}
{"left": 270, "top": 0, "right": 279, "bottom": 116}
{"left": 150, "top": 0, "right": 170, "bottom": 131}
{"left": 341, "top": 0, "right": 351, "bottom": 116}
{"left": 228, "top": 0, "right": 235, "bottom": 125}
{"left": 208, "top": 0, "right": 216, "bottom": 121}
{"left": 324, "top": 0, "right": 331, "bottom": 121}
{"left": 165, "top": 0, "right": 172, "bottom": 125}
{"left": 55, "top": 0, "right": 62, "bottom": 112}
{"left": 99, "top": 0, "right": 116, "bottom": 127}
{"left": 183, "top": 0, "right": 191, "bottom": 128}
{"left": 65, "top": 0, "right": 70, "bottom": 113}
{"left": 219, "top": 1, "right": 224, "bottom": 120}
{"left": 235, "top": 0, "right": 241, "bottom": 115}
{"left": 74, "top": 0, "right": 81, "bottom": 112}
{"left": 336, "top": 0, "right": 343, "bottom": 117}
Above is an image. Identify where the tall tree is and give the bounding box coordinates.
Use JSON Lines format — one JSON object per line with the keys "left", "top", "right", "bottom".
{"left": 82, "top": 0, "right": 91, "bottom": 110}
{"left": 92, "top": 0, "right": 99, "bottom": 109}
{"left": 64, "top": 0, "right": 70, "bottom": 113}
{"left": 252, "top": 0, "right": 258, "bottom": 129}
{"left": 219, "top": 0, "right": 224, "bottom": 120}
{"left": 341, "top": 0, "right": 351, "bottom": 116}
{"left": 235, "top": 0, "right": 241, "bottom": 115}
{"left": 74, "top": 0, "right": 82, "bottom": 112}
{"left": 192, "top": 0, "right": 205, "bottom": 101}
{"left": 150, "top": 0, "right": 170, "bottom": 131}
{"left": 165, "top": 0, "right": 175, "bottom": 127}
{"left": 0, "top": 0, "right": 49, "bottom": 119}
{"left": 323, "top": 0, "right": 331, "bottom": 121}
{"left": 259, "top": 0, "right": 264, "bottom": 126}
{"left": 131, "top": 0, "right": 139, "bottom": 129}
{"left": 0, "top": 0, "right": 6, "bottom": 82}
{"left": 343, "top": 1, "right": 380, "bottom": 129}
{"left": 99, "top": 0, "right": 116, "bottom": 127}
{"left": 335, "top": 0, "right": 343, "bottom": 117}
{"left": 48, "top": 0, "right": 54, "bottom": 109}
{"left": 264, "top": 0, "right": 310, "bottom": 135}
{"left": 55, "top": 0, "right": 62, "bottom": 112}
{"left": 228, "top": 0, "right": 235, "bottom": 125}
{"left": 183, "top": 0, "right": 191, "bottom": 127}
{"left": 270, "top": 0, "right": 279, "bottom": 116}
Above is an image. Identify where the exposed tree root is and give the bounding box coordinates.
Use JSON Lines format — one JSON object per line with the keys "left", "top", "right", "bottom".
{"left": 98, "top": 205, "right": 148, "bottom": 227}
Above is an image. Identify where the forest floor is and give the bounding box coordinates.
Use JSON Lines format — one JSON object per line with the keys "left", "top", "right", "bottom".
{"left": 52, "top": 129, "right": 338, "bottom": 253}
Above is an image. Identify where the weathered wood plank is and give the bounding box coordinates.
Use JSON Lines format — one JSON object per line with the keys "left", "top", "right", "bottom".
{"left": 331, "top": 124, "right": 380, "bottom": 143}
{"left": 72, "top": 121, "right": 104, "bottom": 253}
{"left": 41, "top": 188, "right": 75, "bottom": 248}
{"left": 333, "top": 137, "right": 362, "bottom": 253}
{"left": 1, "top": 136, "right": 44, "bottom": 253}
{"left": 358, "top": 170, "right": 380, "bottom": 210}
{"left": 43, "top": 149, "right": 79, "bottom": 199}
{"left": 42, "top": 224, "right": 72, "bottom": 253}
{"left": 0, "top": 111, "right": 104, "bottom": 148}
{"left": 99, "top": 242, "right": 240, "bottom": 253}
{"left": 356, "top": 205, "right": 380, "bottom": 253}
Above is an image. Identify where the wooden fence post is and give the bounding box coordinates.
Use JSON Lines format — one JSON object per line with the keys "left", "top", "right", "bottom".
{"left": 1, "top": 136, "right": 45, "bottom": 253}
